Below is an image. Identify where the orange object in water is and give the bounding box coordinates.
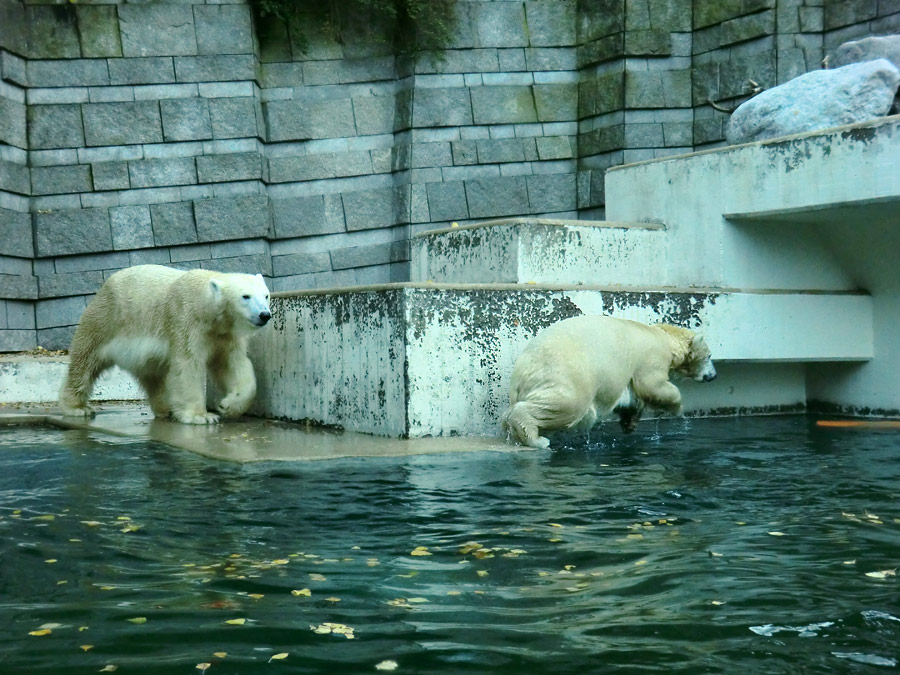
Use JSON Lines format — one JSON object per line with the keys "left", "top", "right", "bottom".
{"left": 816, "top": 420, "right": 900, "bottom": 429}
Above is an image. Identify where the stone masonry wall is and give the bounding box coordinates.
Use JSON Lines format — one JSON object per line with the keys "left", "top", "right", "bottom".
{"left": 0, "top": 0, "right": 897, "bottom": 351}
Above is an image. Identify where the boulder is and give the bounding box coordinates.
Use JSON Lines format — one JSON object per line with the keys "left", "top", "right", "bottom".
{"left": 726, "top": 59, "right": 900, "bottom": 144}
{"left": 827, "top": 35, "right": 900, "bottom": 71}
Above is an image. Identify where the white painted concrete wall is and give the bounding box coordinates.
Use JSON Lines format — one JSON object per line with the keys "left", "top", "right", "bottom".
{"left": 0, "top": 357, "right": 141, "bottom": 404}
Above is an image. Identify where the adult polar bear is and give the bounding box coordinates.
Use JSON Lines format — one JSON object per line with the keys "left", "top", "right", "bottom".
{"left": 59, "top": 265, "right": 271, "bottom": 424}
{"left": 501, "top": 315, "right": 717, "bottom": 448}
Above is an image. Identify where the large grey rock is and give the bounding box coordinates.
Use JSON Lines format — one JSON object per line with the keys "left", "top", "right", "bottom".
{"left": 726, "top": 59, "right": 900, "bottom": 145}
{"left": 828, "top": 35, "right": 900, "bottom": 71}
{"left": 83, "top": 102, "right": 164, "bottom": 147}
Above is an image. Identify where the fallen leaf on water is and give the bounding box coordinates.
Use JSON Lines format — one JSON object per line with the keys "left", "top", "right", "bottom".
{"left": 476, "top": 570, "right": 489, "bottom": 577}
{"left": 33, "top": 514, "right": 56, "bottom": 521}
{"left": 325, "top": 597, "right": 341, "bottom": 603}
{"left": 80, "top": 645, "right": 94, "bottom": 652}
{"left": 310, "top": 622, "right": 355, "bottom": 639}
{"left": 126, "top": 617, "right": 147, "bottom": 624}
{"left": 271, "top": 559, "right": 290, "bottom": 565}
{"left": 387, "top": 599, "right": 413, "bottom": 609}
{"left": 28, "top": 629, "right": 52, "bottom": 636}
{"left": 81, "top": 521, "right": 103, "bottom": 527}
{"left": 247, "top": 594, "right": 264, "bottom": 600}
{"left": 410, "top": 546, "right": 432, "bottom": 556}
{"left": 564, "top": 565, "right": 576, "bottom": 571}
{"left": 367, "top": 558, "right": 380, "bottom": 567}
{"left": 708, "top": 551, "right": 723, "bottom": 558}
{"left": 767, "top": 531, "right": 786, "bottom": 537}
{"left": 120, "top": 524, "right": 142, "bottom": 533}
{"left": 548, "top": 538, "right": 562, "bottom": 543}
{"left": 291, "top": 589, "right": 311, "bottom": 597}
{"left": 308, "top": 573, "right": 326, "bottom": 581}
{"left": 549, "top": 523, "right": 564, "bottom": 528}
{"left": 79, "top": 626, "right": 89, "bottom": 632}
{"left": 843, "top": 560, "right": 856, "bottom": 566}
{"left": 375, "top": 660, "right": 398, "bottom": 671}
{"left": 407, "top": 597, "right": 428, "bottom": 603}
{"left": 45, "top": 559, "right": 58, "bottom": 564}
{"left": 225, "top": 618, "right": 247, "bottom": 625}
{"left": 634, "top": 560, "right": 648, "bottom": 566}
{"left": 710, "top": 600, "right": 726, "bottom": 606}
{"left": 269, "top": 653, "right": 289, "bottom": 662}
{"left": 196, "top": 664, "right": 211, "bottom": 673}
{"left": 459, "top": 542, "right": 483, "bottom": 555}
{"left": 98, "top": 666, "right": 118, "bottom": 672}
{"left": 213, "top": 652, "right": 227, "bottom": 658}
{"left": 865, "top": 569, "right": 897, "bottom": 580}
{"left": 446, "top": 590, "right": 461, "bottom": 595}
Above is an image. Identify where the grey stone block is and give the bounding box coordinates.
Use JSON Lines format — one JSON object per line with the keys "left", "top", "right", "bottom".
{"left": 174, "top": 55, "right": 256, "bottom": 83}
{"left": 151, "top": 201, "right": 197, "bottom": 246}
{"left": 30, "top": 165, "right": 93, "bottom": 196}
{"left": 267, "top": 152, "right": 372, "bottom": 183}
{"left": 412, "top": 88, "right": 473, "bottom": 128}
{"left": 194, "top": 4, "right": 253, "bottom": 55}
{"left": 160, "top": 97, "right": 213, "bottom": 141}
{"left": 36, "top": 296, "right": 89, "bottom": 330}
{"left": 342, "top": 189, "right": 394, "bottom": 232}
{"left": 0, "top": 1, "right": 27, "bottom": 58}
{"left": 0, "top": 209, "right": 33, "bottom": 258}
{"left": 119, "top": 4, "right": 198, "bottom": 58}
{"left": 353, "top": 95, "right": 396, "bottom": 136}
{"left": 476, "top": 138, "right": 526, "bottom": 164}
{"left": 471, "top": 86, "right": 538, "bottom": 124}
{"left": 426, "top": 181, "right": 468, "bottom": 222}
{"left": 331, "top": 241, "right": 407, "bottom": 271}
{"left": 6, "top": 300, "right": 35, "bottom": 330}
{"left": 1, "top": 50, "right": 27, "bottom": 86}
{"left": 83, "top": 101, "right": 163, "bottom": 147}
{"left": 194, "top": 194, "right": 270, "bottom": 242}
{"left": 272, "top": 194, "right": 345, "bottom": 239}
{"left": 0, "top": 159, "right": 29, "bottom": 195}
{"left": 473, "top": 2, "right": 528, "bottom": 48}
{"left": 77, "top": 5, "right": 122, "bottom": 58}
{"left": 0, "top": 329, "right": 37, "bottom": 351}
{"left": 624, "top": 29, "right": 672, "bottom": 56}
{"left": 625, "top": 70, "right": 691, "bottom": 108}
{"left": 92, "top": 162, "right": 130, "bottom": 191}
{"left": 526, "top": 1, "right": 576, "bottom": 46}
{"left": 54, "top": 251, "right": 129, "bottom": 275}
{"left": 27, "top": 104, "right": 83, "bottom": 150}
{"left": 535, "top": 136, "right": 574, "bottom": 160}
{"left": 264, "top": 99, "right": 356, "bottom": 142}
{"left": 26, "top": 5, "right": 80, "bottom": 59}
{"left": 170, "top": 243, "right": 211, "bottom": 263}
{"left": 197, "top": 152, "right": 262, "bottom": 183}
{"left": 0, "top": 274, "right": 37, "bottom": 300}
{"left": 465, "top": 176, "right": 529, "bottom": 218}
{"left": 201, "top": 254, "right": 271, "bottom": 276}
{"left": 35, "top": 208, "right": 112, "bottom": 257}
{"left": 451, "top": 140, "right": 478, "bottom": 165}
{"left": 128, "top": 157, "right": 197, "bottom": 189}
{"left": 526, "top": 173, "right": 576, "bottom": 213}
{"left": 410, "top": 142, "right": 452, "bottom": 169}
{"left": 130, "top": 248, "right": 171, "bottom": 266}
{"left": 498, "top": 48, "right": 527, "bottom": 71}
{"left": 38, "top": 270, "right": 104, "bottom": 299}
{"left": 28, "top": 59, "right": 110, "bottom": 87}
{"left": 209, "top": 97, "right": 260, "bottom": 139}
{"left": 534, "top": 83, "right": 578, "bottom": 121}
{"left": 108, "top": 57, "right": 176, "bottom": 86}
{"left": 110, "top": 205, "right": 154, "bottom": 250}
{"left": 36, "top": 326, "right": 74, "bottom": 351}
{"left": 272, "top": 252, "right": 332, "bottom": 277}
{"left": 721, "top": 10, "right": 775, "bottom": 46}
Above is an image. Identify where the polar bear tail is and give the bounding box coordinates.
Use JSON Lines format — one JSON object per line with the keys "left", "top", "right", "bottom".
{"left": 501, "top": 402, "right": 551, "bottom": 449}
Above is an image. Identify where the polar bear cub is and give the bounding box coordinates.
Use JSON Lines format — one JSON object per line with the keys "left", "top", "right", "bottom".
{"left": 59, "top": 265, "right": 271, "bottom": 425}
{"left": 501, "top": 315, "right": 716, "bottom": 448}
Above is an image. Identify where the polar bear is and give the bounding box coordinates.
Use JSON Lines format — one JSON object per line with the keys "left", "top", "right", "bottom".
{"left": 500, "top": 315, "right": 716, "bottom": 448}
{"left": 59, "top": 265, "right": 271, "bottom": 425}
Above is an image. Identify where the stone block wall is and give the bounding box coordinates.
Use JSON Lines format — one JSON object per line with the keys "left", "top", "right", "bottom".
{"left": 0, "top": 0, "right": 897, "bottom": 351}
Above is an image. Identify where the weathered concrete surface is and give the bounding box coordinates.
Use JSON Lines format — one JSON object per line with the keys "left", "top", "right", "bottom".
{"left": 0, "top": 355, "right": 141, "bottom": 404}
{"left": 607, "top": 116, "right": 899, "bottom": 417}
{"left": 725, "top": 60, "right": 900, "bottom": 144}
{"left": 411, "top": 218, "right": 667, "bottom": 286}
{"left": 249, "top": 284, "right": 871, "bottom": 438}
{"left": 0, "top": 404, "right": 518, "bottom": 462}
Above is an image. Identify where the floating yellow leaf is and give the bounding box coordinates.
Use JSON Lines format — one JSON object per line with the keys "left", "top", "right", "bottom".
{"left": 549, "top": 523, "right": 564, "bottom": 528}
{"left": 196, "top": 664, "right": 211, "bottom": 673}
{"left": 81, "top": 521, "right": 103, "bottom": 527}
{"left": 375, "top": 660, "right": 399, "bottom": 671}
{"left": 843, "top": 560, "right": 856, "bottom": 565}
{"left": 459, "top": 542, "right": 483, "bottom": 555}
{"left": 213, "top": 652, "right": 227, "bottom": 658}
{"left": 564, "top": 564, "right": 576, "bottom": 571}
{"left": 98, "top": 666, "right": 118, "bottom": 672}
{"left": 476, "top": 570, "right": 489, "bottom": 577}
{"left": 710, "top": 600, "right": 726, "bottom": 606}
{"left": 367, "top": 558, "right": 380, "bottom": 567}
{"left": 269, "top": 653, "right": 288, "bottom": 662}
{"left": 247, "top": 593, "right": 264, "bottom": 600}
{"left": 387, "top": 599, "right": 413, "bottom": 608}
{"left": 45, "top": 559, "right": 58, "bottom": 564}
{"left": 447, "top": 590, "right": 461, "bottom": 595}
{"left": 308, "top": 573, "right": 326, "bottom": 581}
{"left": 548, "top": 538, "right": 562, "bottom": 543}
{"left": 325, "top": 597, "right": 341, "bottom": 603}
{"left": 310, "top": 622, "right": 355, "bottom": 639}
{"left": 116, "top": 516, "right": 131, "bottom": 521}
{"left": 126, "top": 617, "right": 147, "bottom": 624}
{"left": 708, "top": 551, "right": 724, "bottom": 558}
{"left": 291, "top": 589, "right": 311, "bottom": 597}
{"left": 634, "top": 560, "right": 648, "bottom": 566}
{"left": 407, "top": 597, "right": 428, "bottom": 603}
{"left": 79, "top": 626, "right": 89, "bottom": 632}
{"left": 57, "top": 580, "right": 68, "bottom": 585}
{"left": 865, "top": 569, "right": 897, "bottom": 580}
{"left": 626, "top": 534, "right": 643, "bottom": 540}
{"left": 767, "top": 531, "right": 786, "bottom": 537}
{"left": 351, "top": 545, "right": 361, "bottom": 550}
{"left": 120, "top": 524, "right": 142, "bottom": 533}
{"left": 33, "top": 514, "right": 56, "bottom": 521}
{"left": 410, "top": 546, "right": 432, "bottom": 556}
{"left": 271, "top": 559, "right": 290, "bottom": 565}
{"left": 29, "top": 629, "right": 52, "bottom": 636}
{"left": 225, "top": 618, "right": 247, "bottom": 625}
{"left": 98, "top": 586, "right": 116, "bottom": 591}
{"left": 80, "top": 645, "right": 94, "bottom": 651}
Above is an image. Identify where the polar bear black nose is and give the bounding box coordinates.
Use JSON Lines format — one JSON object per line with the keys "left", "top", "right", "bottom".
{"left": 259, "top": 311, "right": 271, "bottom": 324}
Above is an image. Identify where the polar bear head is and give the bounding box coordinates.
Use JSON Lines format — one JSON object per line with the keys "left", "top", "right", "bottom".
{"left": 679, "top": 333, "right": 717, "bottom": 382}
{"left": 210, "top": 273, "right": 272, "bottom": 330}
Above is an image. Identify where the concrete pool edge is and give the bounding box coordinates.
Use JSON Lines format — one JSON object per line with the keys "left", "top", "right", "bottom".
{"left": 0, "top": 403, "right": 524, "bottom": 462}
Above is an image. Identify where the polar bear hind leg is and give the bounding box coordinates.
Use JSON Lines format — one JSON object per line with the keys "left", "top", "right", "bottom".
{"left": 501, "top": 402, "right": 551, "bottom": 449}
{"left": 210, "top": 348, "right": 257, "bottom": 418}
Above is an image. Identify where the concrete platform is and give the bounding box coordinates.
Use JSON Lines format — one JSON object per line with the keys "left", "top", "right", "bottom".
{"left": 0, "top": 354, "right": 141, "bottom": 404}
{"left": 0, "top": 403, "right": 518, "bottom": 463}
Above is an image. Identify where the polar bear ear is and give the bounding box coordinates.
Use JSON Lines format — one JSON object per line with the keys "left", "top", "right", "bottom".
{"left": 209, "top": 278, "right": 222, "bottom": 300}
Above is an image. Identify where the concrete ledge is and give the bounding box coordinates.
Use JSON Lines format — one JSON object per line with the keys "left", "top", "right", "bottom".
{"left": 0, "top": 354, "right": 141, "bottom": 404}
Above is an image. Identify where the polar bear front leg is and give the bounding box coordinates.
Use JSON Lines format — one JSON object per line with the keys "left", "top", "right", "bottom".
{"left": 213, "top": 351, "right": 257, "bottom": 418}
{"left": 633, "top": 372, "right": 683, "bottom": 415}
{"left": 165, "top": 356, "right": 220, "bottom": 425}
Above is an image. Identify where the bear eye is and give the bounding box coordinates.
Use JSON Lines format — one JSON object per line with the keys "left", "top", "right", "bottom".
{"left": 242, "top": 294, "right": 250, "bottom": 300}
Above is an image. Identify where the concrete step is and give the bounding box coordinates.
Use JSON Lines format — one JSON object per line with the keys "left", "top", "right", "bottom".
{"left": 0, "top": 355, "right": 141, "bottom": 404}
{"left": 411, "top": 218, "right": 667, "bottom": 286}
{"left": 250, "top": 283, "right": 873, "bottom": 438}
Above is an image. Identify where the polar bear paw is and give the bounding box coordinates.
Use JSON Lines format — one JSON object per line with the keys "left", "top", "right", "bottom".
{"left": 60, "top": 404, "right": 96, "bottom": 418}
{"left": 172, "top": 410, "right": 220, "bottom": 425}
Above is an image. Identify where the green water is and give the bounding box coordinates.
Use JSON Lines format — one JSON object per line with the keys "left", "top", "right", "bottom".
{"left": 0, "top": 417, "right": 898, "bottom": 674}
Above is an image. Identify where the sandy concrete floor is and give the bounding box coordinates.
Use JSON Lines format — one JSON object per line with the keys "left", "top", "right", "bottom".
{"left": 0, "top": 402, "right": 521, "bottom": 462}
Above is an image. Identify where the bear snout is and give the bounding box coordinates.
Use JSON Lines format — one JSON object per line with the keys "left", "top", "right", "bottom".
{"left": 702, "top": 371, "right": 717, "bottom": 382}
{"left": 258, "top": 310, "right": 271, "bottom": 325}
